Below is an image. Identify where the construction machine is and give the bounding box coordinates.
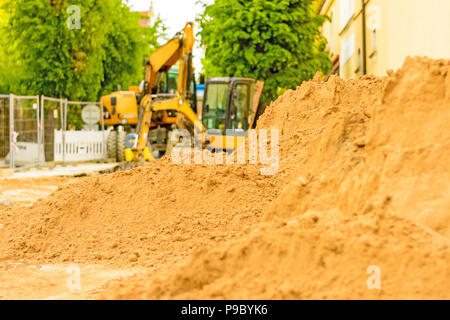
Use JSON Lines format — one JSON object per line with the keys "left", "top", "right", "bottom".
{"left": 123, "top": 22, "right": 197, "bottom": 161}
{"left": 200, "top": 77, "right": 264, "bottom": 151}
{"left": 101, "top": 22, "right": 197, "bottom": 161}
{"left": 101, "top": 89, "right": 140, "bottom": 161}
{"left": 101, "top": 66, "right": 179, "bottom": 131}
{"left": 121, "top": 22, "right": 265, "bottom": 162}
{"left": 126, "top": 74, "right": 265, "bottom": 161}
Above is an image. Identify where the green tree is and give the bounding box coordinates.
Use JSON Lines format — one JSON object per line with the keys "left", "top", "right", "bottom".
{"left": 198, "top": 0, "right": 331, "bottom": 105}
{"left": 0, "top": 0, "right": 163, "bottom": 100}
{"left": 100, "top": 7, "right": 165, "bottom": 96}
{"left": 0, "top": 3, "right": 20, "bottom": 93}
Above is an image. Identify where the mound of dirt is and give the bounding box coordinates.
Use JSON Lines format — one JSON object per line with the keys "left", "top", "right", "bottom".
{"left": 108, "top": 209, "right": 448, "bottom": 300}
{"left": 101, "top": 57, "right": 450, "bottom": 299}
{"left": 0, "top": 57, "right": 449, "bottom": 300}
{"left": 261, "top": 57, "right": 450, "bottom": 238}
{"left": 0, "top": 161, "right": 276, "bottom": 269}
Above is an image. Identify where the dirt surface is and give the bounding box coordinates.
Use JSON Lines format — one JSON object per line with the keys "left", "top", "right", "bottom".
{"left": 0, "top": 262, "right": 145, "bottom": 300}
{"left": 0, "top": 177, "right": 73, "bottom": 207}
{"left": 0, "top": 57, "right": 449, "bottom": 299}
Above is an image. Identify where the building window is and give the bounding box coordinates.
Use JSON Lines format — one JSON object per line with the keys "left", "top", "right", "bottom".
{"left": 340, "top": 33, "right": 355, "bottom": 65}
{"left": 355, "top": 48, "right": 362, "bottom": 74}
{"left": 370, "top": 29, "right": 377, "bottom": 59}
{"left": 340, "top": 33, "right": 355, "bottom": 76}
{"left": 340, "top": 0, "right": 355, "bottom": 31}
{"left": 328, "top": 12, "right": 334, "bottom": 54}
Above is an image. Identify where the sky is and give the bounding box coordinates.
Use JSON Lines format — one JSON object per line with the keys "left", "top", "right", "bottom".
{"left": 125, "top": 0, "right": 209, "bottom": 71}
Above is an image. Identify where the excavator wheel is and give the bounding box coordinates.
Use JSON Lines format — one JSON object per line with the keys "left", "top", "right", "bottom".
{"left": 106, "top": 130, "right": 117, "bottom": 160}
{"left": 117, "top": 130, "right": 127, "bottom": 162}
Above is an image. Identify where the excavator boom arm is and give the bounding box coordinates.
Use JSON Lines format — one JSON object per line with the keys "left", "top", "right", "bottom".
{"left": 144, "top": 22, "right": 195, "bottom": 96}
{"left": 132, "top": 22, "right": 199, "bottom": 160}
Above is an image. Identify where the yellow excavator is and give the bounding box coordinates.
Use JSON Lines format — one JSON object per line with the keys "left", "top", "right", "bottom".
{"left": 104, "top": 22, "right": 264, "bottom": 162}
{"left": 100, "top": 22, "right": 197, "bottom": 161}
{"left": 101, "top": 89, "right": 140, "bottom": 161}
{"left": 123, "top": 22, "right": 197, "bottom": 161}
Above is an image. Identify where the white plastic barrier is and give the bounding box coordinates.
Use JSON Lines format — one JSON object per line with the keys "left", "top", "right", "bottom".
{"left": 5, "top": 142, "right": 45, "bottom": 166}
{"left": 54, "top": 130, "right": 106, "bottom": 162}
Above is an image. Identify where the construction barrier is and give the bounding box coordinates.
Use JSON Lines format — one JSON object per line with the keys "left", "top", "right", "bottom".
{"left": 0, "top": 94, "right": 41, "bottom": 168}
{"left": 0, "top": 94, "right": 107, "bottom": 169}
{"left": 0, "top": 95, "right": 10, "bottom": 168}
{"left": 54, "top": 130, "right": 107, "bottom": 162}
{"left": 41, "top": 96, "right": 65, "bottom": 162}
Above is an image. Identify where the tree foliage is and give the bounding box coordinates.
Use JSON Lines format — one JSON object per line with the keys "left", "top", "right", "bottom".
{"left": 0, "top": 3, "right": 20, "bottom": 93}
{"left": 198, "top": 0, "right": 331, "bottom": 105}
{"left": 100, "top": 4, "right": 165, "bottom": 96}
{"left": 0, "top": 0, "right": 164, "bottom": 100}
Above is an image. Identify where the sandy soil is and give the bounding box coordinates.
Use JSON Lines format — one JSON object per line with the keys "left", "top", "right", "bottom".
{"left": 0, "top": 261, "right": 145, "bottom": 300}
{"left": 0, "top": 177, "right": 71, "bottom": 207}
{"left": 0, "top": 177, "right": 151, "bottom": 300}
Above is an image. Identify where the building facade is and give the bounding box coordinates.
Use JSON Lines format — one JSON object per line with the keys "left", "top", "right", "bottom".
{"left": 318, "top": 0, "right": 450, "bottom": 79}
{"left": 138, "top": 1, "right": 156, "bottom": 28}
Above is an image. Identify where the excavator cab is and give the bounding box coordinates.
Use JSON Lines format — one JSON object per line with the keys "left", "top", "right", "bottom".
{"left": 202, "top": 77, "right": 256, "bottom": 135}
{"left": 152, "top": 66, "right": 179, "bottom": 96}
{"left": 202, "top": 77, "right": 264, "bottom": 151}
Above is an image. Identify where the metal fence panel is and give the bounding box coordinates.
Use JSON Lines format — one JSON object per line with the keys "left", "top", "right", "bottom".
{"left": 0, "top": 95, "right": 10, "bottom": 167}
{"left": 64, "top": 101, "right": 106, "bottom": 162}
{"left": 43, "top": 98, "right": 106, "bottom": 163}
{"left": 2, "top": 94, "right": 107, "bottom": 168}
{"left": 6, "top": 95, "right": 41, "bottom": 168}
{"left": 42, "top": 96, "right": 65, "bottom": 162}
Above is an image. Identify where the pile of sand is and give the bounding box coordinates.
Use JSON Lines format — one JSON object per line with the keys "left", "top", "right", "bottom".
{"left": 260, "top": 57, "right": 450, "bottom": 238}
{"left": 0, "top": 162, "right": 276, "bottom": 269}
{"left": 0, "top": 57, "right": 449, "bottom": 299}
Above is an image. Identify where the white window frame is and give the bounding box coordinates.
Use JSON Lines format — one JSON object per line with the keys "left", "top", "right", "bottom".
{"left": 340, "top": 0, "right": 355, "bottom": 31}
{"left": 340, "top": 33, "right": 355, "bottom": 76}
{"left": 327, "top": 11, "right": 334, "bottom": 55}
